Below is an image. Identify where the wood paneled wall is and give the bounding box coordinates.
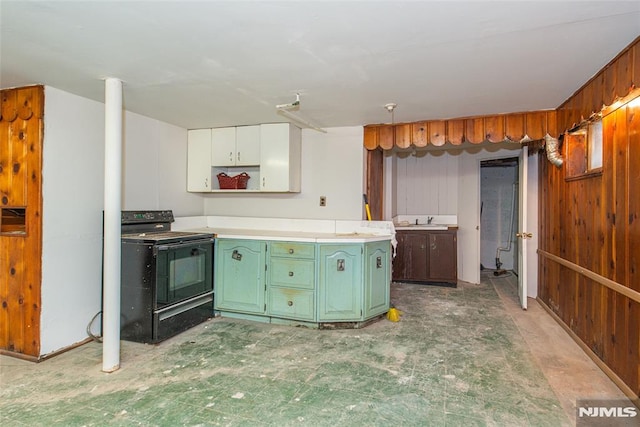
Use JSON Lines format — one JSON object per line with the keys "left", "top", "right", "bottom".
{"left": 0, "top": 86, "right": 44, "bottom": 357}
{"left": 538, "top": 36, "right": 640, "bottom": 399}
{"left": 538, "top": 94, "right": 640, "bottom": 397}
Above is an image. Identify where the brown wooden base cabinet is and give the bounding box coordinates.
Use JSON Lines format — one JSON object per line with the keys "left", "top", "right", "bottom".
{"left": 392, "top": 230, "right": 457, "bottom": 286}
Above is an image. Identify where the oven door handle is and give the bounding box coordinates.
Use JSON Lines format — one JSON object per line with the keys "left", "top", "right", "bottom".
{"left": 154, "top": 238, "right": 215, "bottom": 253}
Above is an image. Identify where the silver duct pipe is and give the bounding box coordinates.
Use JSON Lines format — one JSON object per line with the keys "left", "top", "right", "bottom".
{"left": 544, "top": 134, "right": 563, "bottom": 167}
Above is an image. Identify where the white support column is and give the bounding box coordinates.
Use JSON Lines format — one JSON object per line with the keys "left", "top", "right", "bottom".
{"left": 102, "top": 77, "right": 122, "bottom": 372}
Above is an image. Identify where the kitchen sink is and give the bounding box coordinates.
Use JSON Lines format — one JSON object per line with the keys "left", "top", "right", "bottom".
{"left": 394, "top": 224, "right": 449, "bottom": 231}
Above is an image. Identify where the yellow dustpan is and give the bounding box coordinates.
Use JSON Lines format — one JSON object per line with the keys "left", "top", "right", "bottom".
{"left": 386, "top": 307, "right": 402, "bottom": 322}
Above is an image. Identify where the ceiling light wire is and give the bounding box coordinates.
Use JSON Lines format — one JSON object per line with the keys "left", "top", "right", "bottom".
{"left": 385, "top": 103, "right": 397, "bottom": 124}
{"left": 275, "top": 93, "right": 326, "bottom": 133}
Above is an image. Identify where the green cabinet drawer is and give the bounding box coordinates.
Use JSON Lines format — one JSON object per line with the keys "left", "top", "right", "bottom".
{"left": 270, "top": 242, "right": 315, "bottom": 259}
{"left": 270, "top": 258, "right": 315, "bottom": 289}
{"left": 268, "top": 287, "right": 315, "bottom": 321}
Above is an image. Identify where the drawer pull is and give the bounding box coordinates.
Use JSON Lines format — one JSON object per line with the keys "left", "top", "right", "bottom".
{"left": 287, "top": 300, "right": 293, "bottom": 306}
{"left": 337, "top": 259, "right": 345, "bottom": 271}
{"left": 289, "top": 271, "right": 294, "bottom": 277}
{"left": 289, "top": 248, "right": 294, "bottom": 254}
{"left": 376, "top": 256, "right": 382, "bottom": 269}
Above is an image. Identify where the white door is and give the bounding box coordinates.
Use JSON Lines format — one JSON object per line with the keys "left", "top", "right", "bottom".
{"left": 517, "top": 146, "right": 529, "bottom": 309}
{"left": 186, "top": 129, "right": 212, "bottom": 192}
{"left": 211, "top": 127, "right": 237, "bottom": 167}
{"left": 235, "top": 125, "right": 261, "bottom": 166}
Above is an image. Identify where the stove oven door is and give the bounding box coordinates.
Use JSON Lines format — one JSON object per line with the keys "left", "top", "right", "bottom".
{"left": 155, "top": 238, "right": 214, "bottom": 306}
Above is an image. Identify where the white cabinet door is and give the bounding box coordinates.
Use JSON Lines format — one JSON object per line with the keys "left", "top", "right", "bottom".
{"left": 235, "top": 125, "right": 260, "bottom": 166}
{"left": 259, "top": 123, "right": 301, "bottom": 192}
{"left": 187, "top": 129, "right": 212, "bottom": 192}
{"left": 211, "top": 127, "right": 237, "bottom": 167}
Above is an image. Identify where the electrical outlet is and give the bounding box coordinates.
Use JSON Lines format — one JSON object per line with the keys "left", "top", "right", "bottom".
{"left": 319, "top": 196, "right": 326, "bottom": 207}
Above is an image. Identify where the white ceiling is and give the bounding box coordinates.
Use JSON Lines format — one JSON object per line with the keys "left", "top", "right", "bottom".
{"left": 1, "top": 1, "right": 639, "bottom": 130}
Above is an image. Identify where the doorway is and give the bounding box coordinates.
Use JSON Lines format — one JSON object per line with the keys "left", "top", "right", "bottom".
{"left": 480, "top": 157, "right": 519, "bottom": 277}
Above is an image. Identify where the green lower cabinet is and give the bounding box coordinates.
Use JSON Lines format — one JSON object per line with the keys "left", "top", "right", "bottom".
{"left": 364, "top": 241, "right": 391, "bottom": 318}
{"left": 215, "top": 238, "right": 391, "bottom": 326}
{"left": 267, "top": 242, "right": 316, "bottom": 321}
{"left": 215, "top": 239, "right": 266, "bottom": 314}
{"left": 268, "top": 287, "right": 315, "bottom": 320}
{"left": 318, "top": 244, "right": 363, "bottom": 321}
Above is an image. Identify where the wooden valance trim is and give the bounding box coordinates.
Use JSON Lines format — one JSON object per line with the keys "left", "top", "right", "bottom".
{"left": 364, "top": 110, "right": 557, "bottom": 150}
{"left": 538, "top": 249, "right": 640, "bottom": 305}
{"left": 0, "top": 85, "right": 44, "bottom": 122}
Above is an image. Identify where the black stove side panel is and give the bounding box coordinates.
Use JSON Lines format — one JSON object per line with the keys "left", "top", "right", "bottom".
{"left": 120, "top": 241, "right": 155, "bottom": 342}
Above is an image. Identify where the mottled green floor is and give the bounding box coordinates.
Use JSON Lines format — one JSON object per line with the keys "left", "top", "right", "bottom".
{"left": 0, "top": 279, "right": 569, "bottom": 426}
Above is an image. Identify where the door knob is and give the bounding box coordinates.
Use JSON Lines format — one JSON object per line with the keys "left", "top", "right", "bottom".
{"left": 516, "top": 232, "right": 533, "bottom": 239}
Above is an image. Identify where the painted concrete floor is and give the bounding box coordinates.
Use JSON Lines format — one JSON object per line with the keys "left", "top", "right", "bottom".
{"left": 0, "top": 274, "right": 627, "bottom": 426}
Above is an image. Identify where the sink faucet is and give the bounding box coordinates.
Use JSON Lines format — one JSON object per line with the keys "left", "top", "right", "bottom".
{"left": 428, "top": 216, "right": 434, "bottom": 224}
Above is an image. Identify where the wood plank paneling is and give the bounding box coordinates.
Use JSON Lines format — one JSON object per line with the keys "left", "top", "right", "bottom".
{"left": 603, "top": 63, "right": 618, "bottom": 108}
{"left": 447, "top": 120, "right": 464, "bottom": 145}
{"left": 633, "top": 43, "right": 640, "bottom": 91}
{"left": 616, "top": 49, "right": 632, "bottom": 97}
{"left": 379, "top": 126, "right": 394, "bottom": 150}
{"left": 525, "top": 112, "right": 547, "bottom": 141}
{"left": 429, "top": 121, "right": 446, "bottom": 146}
{"left": 0, "top": 86, "right": 43, "bottom": 357}
{"left": 411, "top": 122, "right": 428, "bottom": 147}
{"left": 366, "top": 149, "right": 384, "bottom": 221}
{"left": 539, "top": 93, "right": 640, "bottom": 399}
{"left": 505, "top": 114, "right": 524, "bottom": 141}
{"left": 465, "top": 117, "right": 484, "bottom": 144}
{"left": 395, "top": 124, "right": 411, "bottom": 149}
{"left": 363, "top": 126, "right": 379, "bottom": 150}
{"left": 484, "top": 115, "right": 504, "bottom": 143}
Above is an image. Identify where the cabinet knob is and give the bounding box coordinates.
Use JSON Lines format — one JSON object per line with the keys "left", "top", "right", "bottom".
{"left": 289, "top": 248, "right": 294, "bottom": 254}
{"left": 287, "top": 300, "right": 293, "bottom": 306}
{"left": 237, "top": 152, "right": 241, "bottom": 162}
{"left": 337, "top": 259, "right": 345, "bottom": 271}
{"left": 289, "top": 271, "right": 294, "bottom": 276}
{"left": 229, "top": 151, "right": 233, "bottom": 162}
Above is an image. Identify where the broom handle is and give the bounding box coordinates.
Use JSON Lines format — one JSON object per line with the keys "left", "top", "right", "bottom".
{"left": 363, "top": 194, "right": 372, "bottom": 221}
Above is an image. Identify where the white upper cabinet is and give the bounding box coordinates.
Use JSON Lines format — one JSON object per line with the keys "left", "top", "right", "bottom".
{"left": 212, "top": 126, "right": 260, "bottom": 167}
{"left": 260, "top": 123, "right": 301, "bottom": 192}
{"left": 236, "top": 125, "right": 261, "bottom": 166}
{"left": 187, "top": 129, "right": 212, "bottom": 191}
{"left": 187, "top": 123, "right": 301, "bottom": 193}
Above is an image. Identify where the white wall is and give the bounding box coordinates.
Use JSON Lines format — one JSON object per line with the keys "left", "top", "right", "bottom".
{"left": 41, "top": 86, "right": 199, "bottom": 355}
{"left": 123, "top": 111, "right": 203, "bottom": 216}
{"left": 394, "top": 150, "right": 459, "bottom": 215}
{"left": 41, "top": 87, "right": 105, "bottom": 355}
{"left": 203, "top": 126, "right": 364, "bottom": 220}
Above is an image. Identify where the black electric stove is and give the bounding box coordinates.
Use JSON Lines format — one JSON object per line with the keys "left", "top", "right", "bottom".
{"left": 120, "top": 210, "right": 215, "bottom": 343}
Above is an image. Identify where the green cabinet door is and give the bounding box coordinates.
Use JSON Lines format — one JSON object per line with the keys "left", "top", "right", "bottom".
{"left": 364, "top": 241, "right": 391, "bottom": 318}
{"left": 215, "top": 239, "right": 266, "bottom": 314}
{"left": 318, "top": 244, "right": 362, "bottom": 321}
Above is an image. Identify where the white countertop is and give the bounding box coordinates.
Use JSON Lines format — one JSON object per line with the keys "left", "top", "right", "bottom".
{"left": 173, "top": 216, "right": 395, "bottom": 244}
{"left": 184, "top": 227, "right": 392, "bottom": 243}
